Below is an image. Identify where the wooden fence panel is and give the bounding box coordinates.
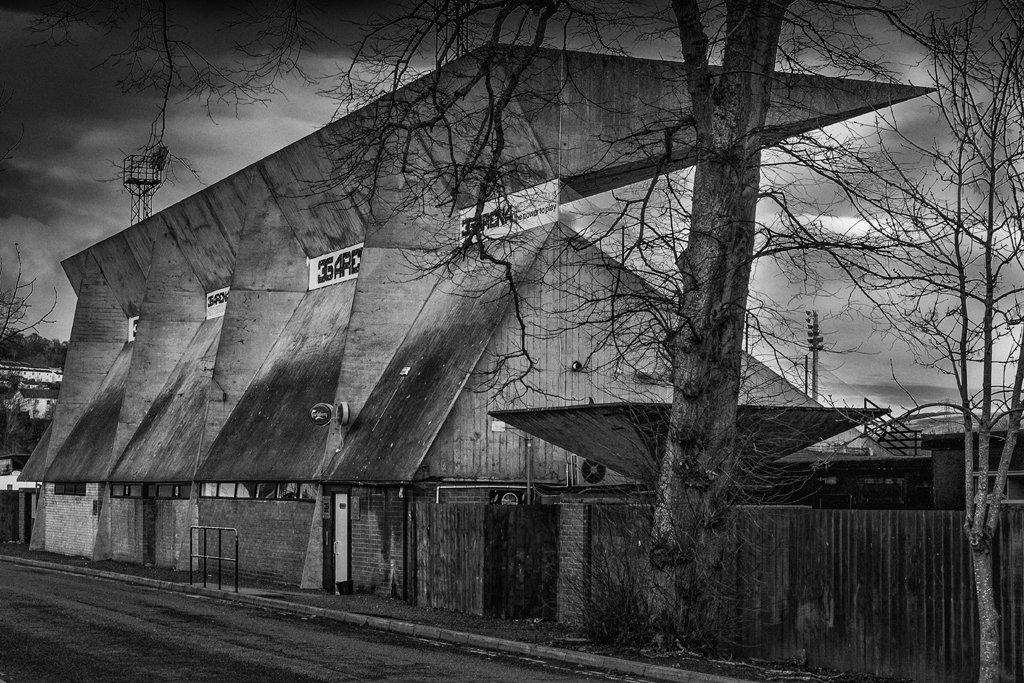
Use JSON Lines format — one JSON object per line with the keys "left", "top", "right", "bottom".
{"left": 0, "top": 491, "right": 20, "bottom": 542}
{"left": 414, "top": 503, "right": 485, "bottom": 613}
{"left": 581, "top": 505, "right": 1022, "bottom": 681}
{"left": 483, "top": 505, "right": 559, "bottom": 619}
{"left": 728, "top": 507, "right": 1024, "bottom": 682}
{"left": 413, "top": 502, "right": 559, "bottom": 619}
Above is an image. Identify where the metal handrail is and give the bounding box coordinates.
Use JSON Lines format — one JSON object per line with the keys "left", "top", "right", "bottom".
{"left": 189, "top": 526, "right": 239, "bottom": 592}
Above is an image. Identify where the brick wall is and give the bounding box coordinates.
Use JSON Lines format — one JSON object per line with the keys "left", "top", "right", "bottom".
{"left": 350, "top": 486, "right": 407, "bottom": 597}
{"left": 108, "top": 497, "right": 191, "bottom": 567}
{"left": 556, "top": 503, "right": 589, "bottom": 623}
{"left": 43, "top": 483, "right": 99, "bottom": 557}
{"left": 198, "top": 498, "right": 314, "bottom": 585}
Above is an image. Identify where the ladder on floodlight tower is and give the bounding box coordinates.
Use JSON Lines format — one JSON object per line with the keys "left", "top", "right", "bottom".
{"left": 123, "top": 145, "right": 169, "bottom": 225}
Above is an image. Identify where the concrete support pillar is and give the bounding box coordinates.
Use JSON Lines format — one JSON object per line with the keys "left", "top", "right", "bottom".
{"left": 201, "top": 179, "right": 306, "bottom": 455}
{"left": 114, "top": 228, "right": 205, "bottom": 457}
{"left": 299, "top": 487, "right": 325, "bottom": 590}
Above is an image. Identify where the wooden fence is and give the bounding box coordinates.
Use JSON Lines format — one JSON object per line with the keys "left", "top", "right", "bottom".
{"left": 411, "top": 502, "right": 559, "bottom": 619}
{"left": 731, "top": 507, "right": 1023, "bottom": 682}
{"left": 0, "top": 490, "right": 22, "bottom": 542}
{"left": 411, "top": 502, "right": 1022, "bottom": 680}
{"left": 583, "top": 505, "right": 1024, "bottom": 682}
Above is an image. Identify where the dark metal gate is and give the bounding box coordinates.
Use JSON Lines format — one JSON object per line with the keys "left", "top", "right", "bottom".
{"left": 189, "top": 526, "right": 239, "bottom": 592}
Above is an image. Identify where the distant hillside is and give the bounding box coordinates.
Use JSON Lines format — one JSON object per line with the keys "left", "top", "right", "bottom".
{"left": 0, "top": 333, "right": 68, "bottom": 369}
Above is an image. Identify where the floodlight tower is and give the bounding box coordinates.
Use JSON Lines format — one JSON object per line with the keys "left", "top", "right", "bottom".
{"left": 805, "top": 310, "right": 825, "bottom": 400}
{"left": 122, "top": 144, "right": 169, "bottom": 225}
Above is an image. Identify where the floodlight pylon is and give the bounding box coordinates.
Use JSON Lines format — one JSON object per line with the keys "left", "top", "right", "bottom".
{"left": 123, "top": 144, "right": 169, "bottom": 225}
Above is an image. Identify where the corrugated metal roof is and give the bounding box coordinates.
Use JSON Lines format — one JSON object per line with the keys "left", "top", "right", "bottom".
{"left": 107, "top": 318, "right": 223, "bottom": 482}
{"left": 324, "top": 228, "right": 553, "bottom": 482}
{"left": 42, "top": 342, "right": 134, "bottom": 482}
{"left": 195, "top": 284, "right": 356, "bottom": 481}
{"left": 489, "top": 402, "right": 888, "bottom": 482}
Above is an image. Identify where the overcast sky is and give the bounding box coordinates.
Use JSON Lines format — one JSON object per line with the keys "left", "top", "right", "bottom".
{"left": 0, "top": 1, "right": 960, "bottom": 410}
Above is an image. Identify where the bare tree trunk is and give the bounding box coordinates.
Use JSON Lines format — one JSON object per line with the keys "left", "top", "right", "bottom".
{"left": 971, "top": 545, "right": 1000, "bottom": 683}
{"left": 651, "top": 0, "right": 789, "bottom": 648}
{"left": 653, "top": 148, "right": 759, "bottom": 646}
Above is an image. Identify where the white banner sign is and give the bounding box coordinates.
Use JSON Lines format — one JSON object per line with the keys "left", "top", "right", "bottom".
{"left": 308, "top": 242, "right": 364, "bottom": 291}
{"left": 459, "top": 179, "right": 560, "bottom": 242}
{"left": 127, "top": 316, "right": 139, "bottom": 342}
{"left": 205, "top": 287, "right": 229, "bottom": 319}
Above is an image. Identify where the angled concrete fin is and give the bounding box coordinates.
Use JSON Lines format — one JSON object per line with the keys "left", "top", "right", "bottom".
{"left": 109, "top": 317, "right": 223, "bottom": 482}
{"left": 325, "top": 225, "right": 555, "bottom": 482}
{"left": 43, "top": 341, "right": 134, "bottom": 482}
{"left": 200, "top": 175, "right": 307, "bottom": 448}
{"left": 197, "top": 283, "right": 356, "bottom": 481}
{"left": 113, "top": 227, "right": 206, "bottom": 458}
{"left": 27, "top": 255, "right": 127, "bottom": 480}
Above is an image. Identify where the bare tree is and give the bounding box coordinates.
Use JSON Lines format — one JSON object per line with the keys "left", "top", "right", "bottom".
{"left": 0, "top": 246, "right": 58, "bottom": 351}
{"left": 23, "top": 0, "right": 923, "bottom": 651}
{"left": 326, "top": 0, "right": 916, "bottom": 648}
{"left": 782, "top": 2, "right": 1024, "bottom": 678}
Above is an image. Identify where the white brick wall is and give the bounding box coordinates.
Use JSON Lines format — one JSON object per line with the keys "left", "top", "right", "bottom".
{"left": 43, "top": 483, "right": 99, "bottom": 557}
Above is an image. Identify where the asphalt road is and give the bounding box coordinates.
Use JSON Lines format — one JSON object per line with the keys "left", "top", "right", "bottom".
{"left": 0, "top": 562, "right": 625, "bottom": 682}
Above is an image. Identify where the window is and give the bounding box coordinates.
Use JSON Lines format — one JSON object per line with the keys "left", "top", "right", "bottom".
{"left": 110, "top": 483, "right": 144, "bottom": 498}
{"left": 236, "top": 482, "right": 257, "bottom": 499}
{"left": 198, "top": 481, "right": 316, "bottom": 502}
{"left": 973, "top": 472, "right": 1024, "bottom": 502}
{"left": 54, "top": 482, "right": 86, "bottom": 496}
{"left": 113, "top": 483, "right": 192, "bottom": 499}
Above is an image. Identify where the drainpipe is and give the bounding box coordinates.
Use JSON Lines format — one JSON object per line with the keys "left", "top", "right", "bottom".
{"left": 525, "top": 436, "right": 534, "bottom": 504}
{"left": 401, "top": 486, "right": 408, "bottom": 602}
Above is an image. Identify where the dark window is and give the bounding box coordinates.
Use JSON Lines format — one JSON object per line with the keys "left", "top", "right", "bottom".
{"left": 156, "top": 484, "right": 173, "bottom": 498}
{"left": 54, "top": 482, "right": 86, "bottom": 496}
{"left": 196, "top": 481, "right": 314, "bottom": 501}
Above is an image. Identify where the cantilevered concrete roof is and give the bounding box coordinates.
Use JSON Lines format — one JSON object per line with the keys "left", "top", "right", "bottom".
{"left": 490, "top": 402, "right": 889, "bottom": 482}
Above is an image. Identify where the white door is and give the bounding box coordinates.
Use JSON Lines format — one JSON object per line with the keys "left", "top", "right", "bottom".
{"left": 333, "top": 493, "right": 349, "bottom": 591}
